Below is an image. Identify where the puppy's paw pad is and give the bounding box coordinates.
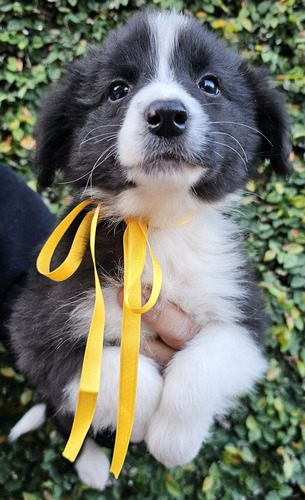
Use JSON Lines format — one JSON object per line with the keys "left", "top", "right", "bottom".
{"left": 75, "top": 438, "right": 110, "bottom": 491}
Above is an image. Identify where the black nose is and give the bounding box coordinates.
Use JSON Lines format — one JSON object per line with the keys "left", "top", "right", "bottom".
{"left": 146, "top": 100, "right": 188, "bottom": 138}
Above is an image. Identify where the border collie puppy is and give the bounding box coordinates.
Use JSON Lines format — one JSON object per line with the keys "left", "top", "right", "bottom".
{"left": 8, "top": 11, "right": 290, "bottom": 491}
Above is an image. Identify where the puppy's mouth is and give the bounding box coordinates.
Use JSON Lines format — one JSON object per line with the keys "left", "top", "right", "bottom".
{"left": 140, "top": 150, "right": 201, "bottom": 173}
{"left": 124, "top": 149, "right": 204, "bottom": 190}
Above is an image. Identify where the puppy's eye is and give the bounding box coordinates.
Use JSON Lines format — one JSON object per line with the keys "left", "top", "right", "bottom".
{"left": 109, "top": 81, "right": 130, "bottom": 101}
{"left": 198, "top": 76, "right": 220, "bottom": 95}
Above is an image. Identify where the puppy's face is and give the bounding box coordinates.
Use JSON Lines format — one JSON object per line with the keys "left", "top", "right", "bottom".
{"left": 35, "top": 12, "right": 290, "bottom": 219}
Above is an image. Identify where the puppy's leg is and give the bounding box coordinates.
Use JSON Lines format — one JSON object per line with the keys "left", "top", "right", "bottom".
{"left": 75, "top": 437, "right": 110, "bottom": 491}
{"left": 145, "top": 324, "right": 267, "bottom": 467}
{"left": 9, "top": 403, "right": 47, "bottom": 442}
{"left": 64, "top": 346, "right": 164, "bottom": 443}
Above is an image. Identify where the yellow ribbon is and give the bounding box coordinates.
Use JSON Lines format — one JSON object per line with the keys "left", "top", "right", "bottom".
{"left": 36, "top": 200, "right": 162, "bottom": 478}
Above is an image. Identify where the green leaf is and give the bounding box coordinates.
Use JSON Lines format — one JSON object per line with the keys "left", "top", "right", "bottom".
{"left": 248, "top": 427, "right": 262, "bottom": 443}
{"left": 202, "top": 475, "right": 214, "bottom": 492}
{"left": 23, "top": 493, "right": 41, "bottom": 500}
{"left": 0, "top": 141, "right": 12, "bottom": 153}
{"left": 273, "top": 398, "right": 284, "bottom": 412}
{"left": 246, "top": 415, "right": 257, "bottom": 430}
{"left": 279, "top": 484, "right": 293, "bottom": 498}
{"left": 0, "top": 367, "right": 16, "bottom": 377}
{"left": 292, "top": 195, "right": 305, "bottom": 208}
{"left": 241, "top": 17, "right": 252, "bottom": 32}
{"left": 264, "top": 249, "right": 276, "bottom": 261}
{"left": 20, "top": 390, "right": 32, "bottom": 405}
{"left": 165, "top": 477, "right": 181, "bottom": 498}
{"left": 283, "top": 460, "right": 293, "bottom": 478}
{"left": 291, "top": 276, "right": 305, "bottom": 288}
{"left": 284, "top": 243, "right": 304, "bottom": 254}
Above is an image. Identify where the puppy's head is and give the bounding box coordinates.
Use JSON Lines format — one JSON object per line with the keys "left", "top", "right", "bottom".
{"left": 35, "top": 11, "right": 291, "bottom": 222}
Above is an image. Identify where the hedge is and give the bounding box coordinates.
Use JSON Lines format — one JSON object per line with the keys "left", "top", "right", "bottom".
{"left": 0, "top": 1, "right": 304, "bottom": 499}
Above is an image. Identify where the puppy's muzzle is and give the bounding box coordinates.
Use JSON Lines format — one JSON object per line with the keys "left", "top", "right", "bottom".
{"left": 146, "top": 100, "right": 188, "bottom": 138}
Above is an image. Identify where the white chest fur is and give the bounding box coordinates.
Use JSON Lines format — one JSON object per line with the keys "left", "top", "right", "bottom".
{"left": 65, "top": 207, "right": 266, "bottom": 470}
{"left": 144, "top": 211, "right": 245, "bottom": 325}
{"left": 69, "top": 209, "right": 245, "bottom": 345}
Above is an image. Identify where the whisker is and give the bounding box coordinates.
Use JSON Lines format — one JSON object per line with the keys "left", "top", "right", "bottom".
{"left": 92, "top": 144, "right": 117, "bottom": 172}
{"left": 209, "top": 140, "right": 248, "bottom": 170}
{"left": 94, "top": 134, "right": 118, "bottom": 145}
{"left": 80, "top": 132, "right": 118, "bottom": 147}
{"left": 116, "top": 104, "right": 129, "bottom": 116}
{"left": 213, "top": 150, "right": 224, "bottom": 160}
{"left": 210, "top": 131, "right": 248, "bottom": 162}
{"left": 80, "top": 124, "right": 120, "bottom": 146}
{"left": 62, "top": 143, "right": 117, "bottom": 188}
{"left": 95, "top": 146, "right": 117, "bottom": 167}
{"left": 58, "top": 171, "right": 94, "bottom": 185}
{"left": 209, "top": 121, "right": 273, "bottom": 147}
{"left": 82, "top": 145, "right": 117, "bottom": 198}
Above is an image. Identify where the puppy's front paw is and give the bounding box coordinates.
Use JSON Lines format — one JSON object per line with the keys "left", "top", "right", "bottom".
{"left": 145, "top": 412, "right": 208, "bottom": 468}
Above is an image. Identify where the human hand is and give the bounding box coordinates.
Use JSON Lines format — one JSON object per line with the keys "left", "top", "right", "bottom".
{"left": 118, "top": 289, "right": 200, "bottom": 371}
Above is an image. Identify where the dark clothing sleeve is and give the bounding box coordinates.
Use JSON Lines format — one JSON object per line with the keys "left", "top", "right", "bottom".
{"left": 0, "top": 163, "right": 55, "bottom": 331}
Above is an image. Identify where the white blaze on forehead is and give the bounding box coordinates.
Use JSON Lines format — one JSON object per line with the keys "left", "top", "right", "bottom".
{"left": 148, "top": 12, "right": 188, "bottom": 81}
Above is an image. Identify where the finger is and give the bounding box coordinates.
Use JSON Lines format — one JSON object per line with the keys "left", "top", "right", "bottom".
{"left": 142, "top": 298, "right": 200, "bottom": 350}
{"left": 118, "top": 288, "right": 200, "bottom": 350}
{"left": 141, "top": 338, "right": 176, "bottom": 372}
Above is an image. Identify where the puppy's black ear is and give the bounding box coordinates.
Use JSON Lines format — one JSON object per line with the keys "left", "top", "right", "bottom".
{"left": 34, "top": 54, "right": 99, "bottom": 189}
{"left": 243, "top": 64, "right": 291, "bottom": 177}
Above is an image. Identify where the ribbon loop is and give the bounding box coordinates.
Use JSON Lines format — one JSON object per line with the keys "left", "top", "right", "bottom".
{"left": 37, "top": 200, "right": 95, "bottom": 281}
{"left": 123, "top": 219, "right": 162, "bottom": 315}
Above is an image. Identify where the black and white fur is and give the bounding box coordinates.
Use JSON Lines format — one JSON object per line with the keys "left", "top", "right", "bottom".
{"left": 8, "top": 11, "right": 290, "bottom": 490}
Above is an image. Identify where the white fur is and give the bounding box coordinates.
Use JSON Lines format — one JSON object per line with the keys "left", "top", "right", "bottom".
{"left": 146, "top": 324, "right": 267, "bottom": 467}
{"left": 75, "top": 437, "right": 110, "bottom": 491}
{"left": 117, "top": 80, "right": 208, "bottom": 184}
{"left": 9, "top": 403, "right": 46, "bottom": 442}
{"left": 64, "top": 346, "right": 163, "bottom": 443}
{"left": 68, "top": 210, "right": 247, "bottom": 344}
{"left": 149, "top": 12, "right": 188, "bottom": 82}
{"left": 63, "top": 209, "right": 267, "bottom": 468}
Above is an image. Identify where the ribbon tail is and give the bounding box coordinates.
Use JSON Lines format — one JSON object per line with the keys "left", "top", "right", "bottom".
{"left": 110, "top": 219, "right": 144, "bottom": 478}
{"left": 62, "top": 203, "right": 105, "bottom": 462}
{"left": 63, "top": 391, "right": 97, "bottom": 461}
{"left": 110, "top": 304, "right": 141, "bottom": 478}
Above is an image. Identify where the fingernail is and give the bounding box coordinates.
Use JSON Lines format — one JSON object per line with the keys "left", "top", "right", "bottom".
{"left": 117, "top": 288, "right": 124, "bottom": 307}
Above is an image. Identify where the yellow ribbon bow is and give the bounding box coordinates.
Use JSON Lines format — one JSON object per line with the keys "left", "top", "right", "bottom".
{"left": 36, "top": 200, "right": 162, "bottom": 478}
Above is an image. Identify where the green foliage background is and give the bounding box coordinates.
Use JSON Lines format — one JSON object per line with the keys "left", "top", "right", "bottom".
{"left": 0, "top": 0, "right": 305, "bottom": 498}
